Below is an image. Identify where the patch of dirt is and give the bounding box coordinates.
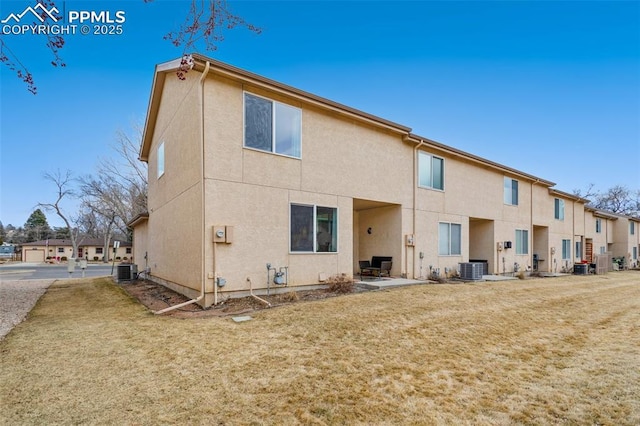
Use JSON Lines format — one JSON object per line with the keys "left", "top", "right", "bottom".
{"left": 119, "top": 279, "right": 370, "bottom": 318}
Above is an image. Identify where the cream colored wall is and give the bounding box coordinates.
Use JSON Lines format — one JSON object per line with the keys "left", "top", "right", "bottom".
{"left": 145, "top": 72, "right": 204, "bottom": 294}
{"left": 202, "top": 179, "right": 353, "bottom": 295}
{"left": 584, "top": 213, "right": 609, "bottom": 257}
{"left": 200, "top": 75, "right": 414, "bottom": 297}
{"left": 612, "top": 217, "right": 638, "bottom": 259}
{"left": 357, "top": 205, "right": 402, "bottom": 276}
{"left": 143, "top": 65, "right": 636, "bottom": 304}
{"left": 415, "top": 153, "right": 536, "bottom": 275}
{"left": 132, "top": 221, "right": 148, "bottom": 268}
{"left": 469, "top": 219, "right": 495, "bottom": 271}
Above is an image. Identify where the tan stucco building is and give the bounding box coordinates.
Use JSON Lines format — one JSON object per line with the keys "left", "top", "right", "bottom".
{"left": 132, "top": 55, "right": 639, "bottom": 307}
{"left": 21, "top": 239, "right": 132, "bottom": 263}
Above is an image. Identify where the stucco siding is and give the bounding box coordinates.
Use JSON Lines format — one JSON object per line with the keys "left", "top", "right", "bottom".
{"left": 145, "top": 71, "right": 204, "bottom": 294}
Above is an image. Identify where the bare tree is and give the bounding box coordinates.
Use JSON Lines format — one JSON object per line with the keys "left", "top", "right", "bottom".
{"left": 574, "top": 184, "right": 640, "bottom": 217}
{"left": 77, "top": 203, "right": 117, "bottom": 262}
{"left": 38, "top": 170, "right": 83, "bottom": 258}
{"left": 79, "top": 125, "right": 148, "bottom": 242}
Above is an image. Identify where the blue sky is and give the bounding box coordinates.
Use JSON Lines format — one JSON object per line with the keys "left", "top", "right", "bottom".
{"left": 1, "top": 0, "right": 639, "bottom": 228}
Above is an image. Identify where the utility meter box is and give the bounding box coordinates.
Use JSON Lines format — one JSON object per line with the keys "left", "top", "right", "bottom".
{"left": 213, "top": 225, "right": 234, "bottom": 244}
{"left": 405, "top": 234, "right": 415, "bottom": 246}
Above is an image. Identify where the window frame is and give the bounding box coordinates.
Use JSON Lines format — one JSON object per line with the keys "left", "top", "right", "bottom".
{"left": 515, "top": 229, "right": 529, "bottom": 255}
{"left": 418, "top": 151, "right": 445, "bottom": 191}
{"left": 631, "top": 222, "right": 636, "bottom": 235}
{"left": 575, "top": 241, "right": 582, "bottom": 260}
{"left": 157, "top": 141, "right": 165, "bottom": 179}
{"left": 595, "top": 218, "right": 602, "bottom": 233}
{"left": 504, "top": 177, "right": 519, "bottom": 206}
{"left": 95, "top": 247, "right": 103, "bottom": 255}
{"left": 289, "top": 204, "right": 338, "bottom": 254}
{"left": 438, "top": 222, "right": 462, "bottom": 256}
{"left": 243, "top": 92, "right": 302, "bottom": 159}
{"left": 561, "top": 239, "right": 571, "bottom": 260}
{"left": 554, "top": 198, "right": 565, "bottom": 221}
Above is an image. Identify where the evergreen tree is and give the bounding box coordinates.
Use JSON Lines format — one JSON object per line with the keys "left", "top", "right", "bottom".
{"left": 0, "top": 221, "right": 5, "bottom": 245}
{"left": 24, "top": 209, "right": 52, "bottom": 242}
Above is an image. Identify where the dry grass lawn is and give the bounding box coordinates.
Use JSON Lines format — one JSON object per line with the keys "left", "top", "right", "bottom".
{"left": 1, "top": 272, "right": 639, "bottom": 425}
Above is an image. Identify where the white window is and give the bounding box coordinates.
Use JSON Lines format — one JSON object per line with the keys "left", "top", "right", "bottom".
{"left": 600, "top": 246, "right": 606, "bottom": 254}
{"left": 631, "top": 222, "right": 636, "bottom": 235}
{"left": 290, "top": 204, "right": 337, "bottom": 253}
{"left": 562, "top": 239, "right": 571, "bottom": 260}
{"left": 438, "top": 222, "right": 461, "bottom": 256}
{"left": 418, "top": 152, "right": 444, "bottom": 190}
{"left": 575, "top": 241, "right": 582, "bottom": 260}
{"left": 595, "top": 218, "right": 602, "bottom": 233}
{"left": 504, "top": 177, "right": 518, "bottom": 205}
{"left": 633, "top": 247, "right": 637, "bottom": 260}
{"left": 57, "top": 247, "right": 64, "bottom": 253}
{"left": 554, "top": 198, "right": 565, "bottom": 221}
{"left": 244, "top": 93, "right": 301, "bottom": 158}
{"left": 515, "top": 229, "right": 528, "bottom": 255}
{"left": 157, "top": 142, "right": 165, "bottom": 178}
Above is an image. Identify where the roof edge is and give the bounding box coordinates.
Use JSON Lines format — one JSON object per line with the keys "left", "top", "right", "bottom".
{"left": 404, "top": 133, "right": 556, "bottom": 186}
{"left": 128, "top": 212, "right": 149, "bottom": 228}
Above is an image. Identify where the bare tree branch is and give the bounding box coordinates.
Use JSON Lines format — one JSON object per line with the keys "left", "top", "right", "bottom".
{"left": 38, "top": 169, "right": 83, "bottom": 258}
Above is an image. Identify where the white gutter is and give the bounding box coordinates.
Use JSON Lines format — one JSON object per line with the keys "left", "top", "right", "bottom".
{"left": 154, "top": 60, "right": 211, "bottom": 315}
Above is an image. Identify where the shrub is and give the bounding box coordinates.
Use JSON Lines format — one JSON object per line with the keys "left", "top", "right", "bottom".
{"left": 517, "top": 271, "right": 526, "bottom": 280}
{"left": 282, "top": 290, "right": 299, "bottom": 302}
{"left": 116, "top": 257, "right": 121, "bottom": 261}
{"left": 61, "top": 256, "right": 68, "bottom": 261}
{"left": 93, "top": 256, "right": 99, "bottom": 261}
{"left": 123, "top": 257, "right": 128, "bottom": 261}
{"left": 326, "top": 274, "right": 354, "bottom": 294}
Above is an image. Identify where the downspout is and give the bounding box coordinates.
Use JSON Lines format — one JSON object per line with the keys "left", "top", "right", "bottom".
{"left": 412, "top": 139, "right": 425, "bottom": 279}
{"left": 247, "top": 278, "right": 271, "bottom": 307}
{"left": 154, "top": 60, "right": 211, "bottom": 315}
{"left": 531, "top": 179, "right": 538, "bottom": 271}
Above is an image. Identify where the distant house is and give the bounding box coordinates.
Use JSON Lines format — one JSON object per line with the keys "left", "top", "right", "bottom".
{"left": 0, "top": 243, "right": 16, "bottom": 259}
{"left": 130, "top": 54, "right": 640, "bottom": 307}
{"left": 21, "top": 239, "right": 132, "bottom": 263}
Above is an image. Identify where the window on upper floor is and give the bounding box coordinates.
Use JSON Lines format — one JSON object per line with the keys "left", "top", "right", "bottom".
{"left": 631, "top": 222, "right": 636, "bottom": 235}
{"left": 562, "top": 239, "right": 571, "bottom": 260}
{"left": 244, "top": 92, "right": 302, "bottom": 158}
{"left": 515, "top": 229, "right": 528, "bottom": 255}
{"left": 595, "top": 218, "right": 602, "bottom": 233}
{"left": 290, "top": 204, "right": 337, "bottom": 253}
{"left": 418, "top": 152, "right": 444, "bottom": 191}
{"left": 554, "top": 198, "right": 565, "bottom": 221}
{"left": 438, "top": 222, "right": 461, "bottom": 256}
{"left": 504, "top": 177, "right": 518, "bottom": 205}
{"left": 157, "top": 142, "right": 165, "bottom": 178}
